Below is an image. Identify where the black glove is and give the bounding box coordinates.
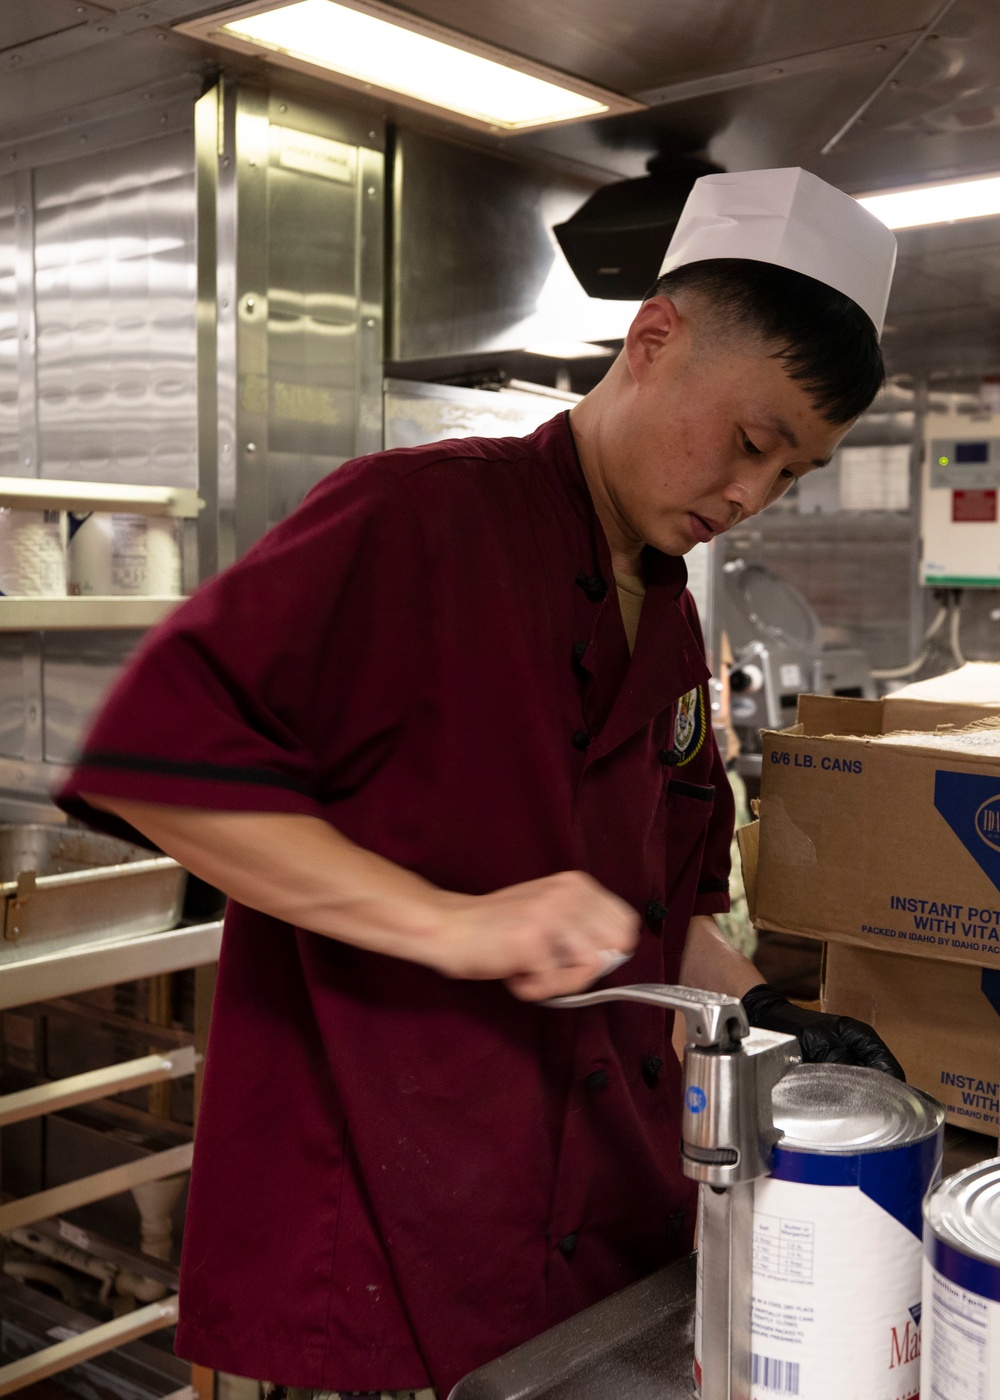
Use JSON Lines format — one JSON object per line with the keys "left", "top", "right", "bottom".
{"left": 742, "top": 984, "right": 905, "bottom": 1081}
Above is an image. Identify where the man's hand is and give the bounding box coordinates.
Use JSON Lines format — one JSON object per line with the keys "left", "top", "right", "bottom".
{"left": 435, "top": 872, "right": 638, "bottom": 1001}
{"left": 742, "top": 984, "right": 905, "bottom": 1080}
{"left": 81, "top": 796, "right": 637, "bottom": 1002}
{"left": 675, "top": 916, "right": 904, "bottom": 1079}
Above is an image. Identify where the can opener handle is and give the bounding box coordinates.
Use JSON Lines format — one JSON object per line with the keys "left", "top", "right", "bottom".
{"left": 545, "top": 983, "right": 800, "bottom": 1400}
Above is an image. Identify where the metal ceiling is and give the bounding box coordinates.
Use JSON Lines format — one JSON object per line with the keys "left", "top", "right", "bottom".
{"left": 0, "top": 0, "right": 999, "bottom": 378}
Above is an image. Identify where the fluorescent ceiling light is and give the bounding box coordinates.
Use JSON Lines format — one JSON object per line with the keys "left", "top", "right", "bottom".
{"left": 178, "top": 0, "right": 641, "bottom": 134}
{"left": 524, "top": 340, "right": 615, "bottom": 360}
{"left": 858, "top": 174, "right": 1000, "bottom": 231}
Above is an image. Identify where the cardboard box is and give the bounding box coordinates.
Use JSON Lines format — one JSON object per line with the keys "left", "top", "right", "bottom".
{"left": 756, "top": 694, "right": 1000, "bottom": 967}
{"left": 823, "top": 941, "right": 1000, "bottom": 1135}
{"left": 883, "top": 662, "right": 1000, "bottom": 733}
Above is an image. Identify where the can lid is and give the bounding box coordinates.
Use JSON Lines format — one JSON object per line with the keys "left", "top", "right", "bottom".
{"left": 773, "top": 1064, "right": 944, "bottom": 1154}
{"left": 924, "top": 1158, "right": 1000, "bottom": 1266}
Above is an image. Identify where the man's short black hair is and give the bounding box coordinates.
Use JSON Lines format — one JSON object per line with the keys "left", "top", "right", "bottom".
{"left": 646, "top": 258, "right": 885, "bottom": 424}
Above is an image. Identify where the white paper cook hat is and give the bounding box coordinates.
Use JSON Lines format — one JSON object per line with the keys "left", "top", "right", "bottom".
{"left": 657, "top": 167, "right": 897, "bottom": 335}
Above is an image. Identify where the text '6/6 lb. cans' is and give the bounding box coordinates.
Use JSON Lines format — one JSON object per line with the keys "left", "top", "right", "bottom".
{"left": 696, "top": 1063, "right": 945, "bottom": 1400}
{"left": 923, "top": 1158, "right": 1000, "bottom": 1398}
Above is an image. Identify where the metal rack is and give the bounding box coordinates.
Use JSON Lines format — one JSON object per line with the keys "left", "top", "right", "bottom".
{"left": 0, "top": 919, "right": 222, "bottom": 1395}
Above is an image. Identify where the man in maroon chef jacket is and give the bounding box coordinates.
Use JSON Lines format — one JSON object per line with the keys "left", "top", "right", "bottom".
{"left": 58, "top": 168, "right": 904, "bottom": 1399}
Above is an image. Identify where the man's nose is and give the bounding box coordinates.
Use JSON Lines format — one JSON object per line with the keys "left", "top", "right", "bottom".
{"left": 722, "top": 475, "right": 770, "bottom": 523}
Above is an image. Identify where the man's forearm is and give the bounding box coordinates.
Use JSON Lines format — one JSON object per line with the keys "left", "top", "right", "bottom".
{"left": 86, "top": 796, "right": 452, "bottom": 960}
{"left": 679, "top": 913, "right": 762, "bottom": 999}
{"left": 80, "top": 795, "right": 637, "bottom": 999}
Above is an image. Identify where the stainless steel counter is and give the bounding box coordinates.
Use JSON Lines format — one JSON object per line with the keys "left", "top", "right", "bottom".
{"left": 450, "top": 1254, "right": 696, "bottom": 1400}
{"left": 450, "top": 1127, "right": 1000, "bottom": 1400}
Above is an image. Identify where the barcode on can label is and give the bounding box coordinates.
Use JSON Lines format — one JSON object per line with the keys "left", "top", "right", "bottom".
{"left": 752, "top": 1354, "right": 801, "bottom": 1395}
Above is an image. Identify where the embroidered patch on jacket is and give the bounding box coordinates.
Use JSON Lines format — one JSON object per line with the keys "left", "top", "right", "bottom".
{"left": 673, "top": 685, "right": 708, "bottom": 767}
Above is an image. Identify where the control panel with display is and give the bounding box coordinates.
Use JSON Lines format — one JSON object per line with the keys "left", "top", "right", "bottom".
{"left": 923, "top": 417, "right": 1000, "bottom": 586}
{"left": 930, "top": 437, "right": 1000, "bottom": 489}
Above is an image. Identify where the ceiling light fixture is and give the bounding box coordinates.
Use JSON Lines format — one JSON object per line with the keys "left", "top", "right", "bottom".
{"left": 177, "top": 0, "right": 641, "bottom": 134}
{"left": 857, "top": 173, "right": 1000, "bottom": 231}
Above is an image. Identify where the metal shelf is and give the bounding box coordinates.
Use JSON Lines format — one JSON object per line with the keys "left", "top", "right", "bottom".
{"left": 0, "top": 922, "right": 217, "bottom": 1396}
{"left": 0, "top": 596, "right": 182, "bottom": 631}
{"left": 0, "top": 919, "right": 223, "bottom": 1011}
{"left": 0, "top": 478, "right": 202, "bottom": 519}
{"left": 0, "top": 1295, "right": 181, "bottom": 1399}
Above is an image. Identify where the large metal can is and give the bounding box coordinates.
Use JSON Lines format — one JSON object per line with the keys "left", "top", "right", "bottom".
{"left": 922, "top": 1157, "right": 1000, "bottom": 1398}
{"left": 695, "top": 1063, "right": 944, "bottom": 1399}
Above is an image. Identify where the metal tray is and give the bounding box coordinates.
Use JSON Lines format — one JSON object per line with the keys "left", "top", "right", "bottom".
{"left": 0, "top": 825, "right": 186, "bottom": 965}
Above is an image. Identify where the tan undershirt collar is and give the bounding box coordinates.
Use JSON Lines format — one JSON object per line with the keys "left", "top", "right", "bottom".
{"left": 615, "top": 570, "right": 646, "bottom": 655}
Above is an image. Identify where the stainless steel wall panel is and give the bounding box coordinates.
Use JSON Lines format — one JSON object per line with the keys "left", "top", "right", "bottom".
{"left": 14, "top": 171, "right": 39, "bottom": 479}
{"left": 0, "top": 178, "right": 17, "bottom": 478}
{"left": 390, "top": 128, "right": 612, "bottom": 363}
{"left": 21, "top": 636, "right": 44, "bottom": 764}
{"left": 33, "top": 131, "right": 197, "bottom": 487}
{"left": 206, "top": 86, "right": 385, "bottom": 556}
{"left": 262, "top": 114, "right": 385, "bottom": 527}
{"left": 195, "top": 84, "right": 221, "bottom": 584}
{"left": 215, "top": 84, "right": 239, "bottom": 575}
{"left": 384, "top": 379, "right": 575, "bottom": 448}
{"left": 0, "top": 637, "right": 26, "bottom": 762}
{"left": 265, "top": 160, "right": 360, "bottom": 461}
{"left": 233, "top": 86, "right": 271, "bottom": 558}
{"left": 356, "top": 144, "right": 385, "bottom": 457}
{"left": 42, "top": 632, "right": 143, "bottom": 766}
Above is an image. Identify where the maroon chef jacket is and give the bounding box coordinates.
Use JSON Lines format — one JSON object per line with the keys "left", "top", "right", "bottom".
{"left": 58, "top": 413, "right": 734, "bottom": 1396}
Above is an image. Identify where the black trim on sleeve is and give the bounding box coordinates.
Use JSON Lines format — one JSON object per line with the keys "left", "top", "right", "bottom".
{"left": 668, "top": 778, "right": 716, "bottom": 802}
{"left": 77, "top": 750, "right": 317, "bottom": 798}
{"left": 697, "top": 876, "right": 730, "bottom": 894}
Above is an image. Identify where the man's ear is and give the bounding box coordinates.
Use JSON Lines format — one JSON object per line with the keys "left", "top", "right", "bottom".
{"left": 623, "top": 296, "right": 684, "bottom": 384}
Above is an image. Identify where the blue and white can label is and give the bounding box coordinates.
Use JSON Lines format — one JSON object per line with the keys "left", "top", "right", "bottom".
{"left": 749, "top": 1135, "right": 938, "bottom": 1399}
{"left": 693, "top": 1064, "right": 944, "bottom": 1400}
{"left": 922, "top": 1157, "right": 1000, "bottom": 1398}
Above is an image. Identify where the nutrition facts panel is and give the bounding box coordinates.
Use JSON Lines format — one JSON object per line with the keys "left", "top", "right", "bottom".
{"left": 929, "top": 1271, "right": 990, "bottom": 1398}
{"left": 754, "top": 1214, "right": 816, "bottom": 1284}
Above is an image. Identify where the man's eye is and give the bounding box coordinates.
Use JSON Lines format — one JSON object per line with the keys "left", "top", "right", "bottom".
{"left": 741, "top": 432, "right": 762, "bottom": 456}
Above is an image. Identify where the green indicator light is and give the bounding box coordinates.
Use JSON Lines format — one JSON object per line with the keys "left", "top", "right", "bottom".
{"left": 939, "top": 456, "right": 950, "bottom": 466}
